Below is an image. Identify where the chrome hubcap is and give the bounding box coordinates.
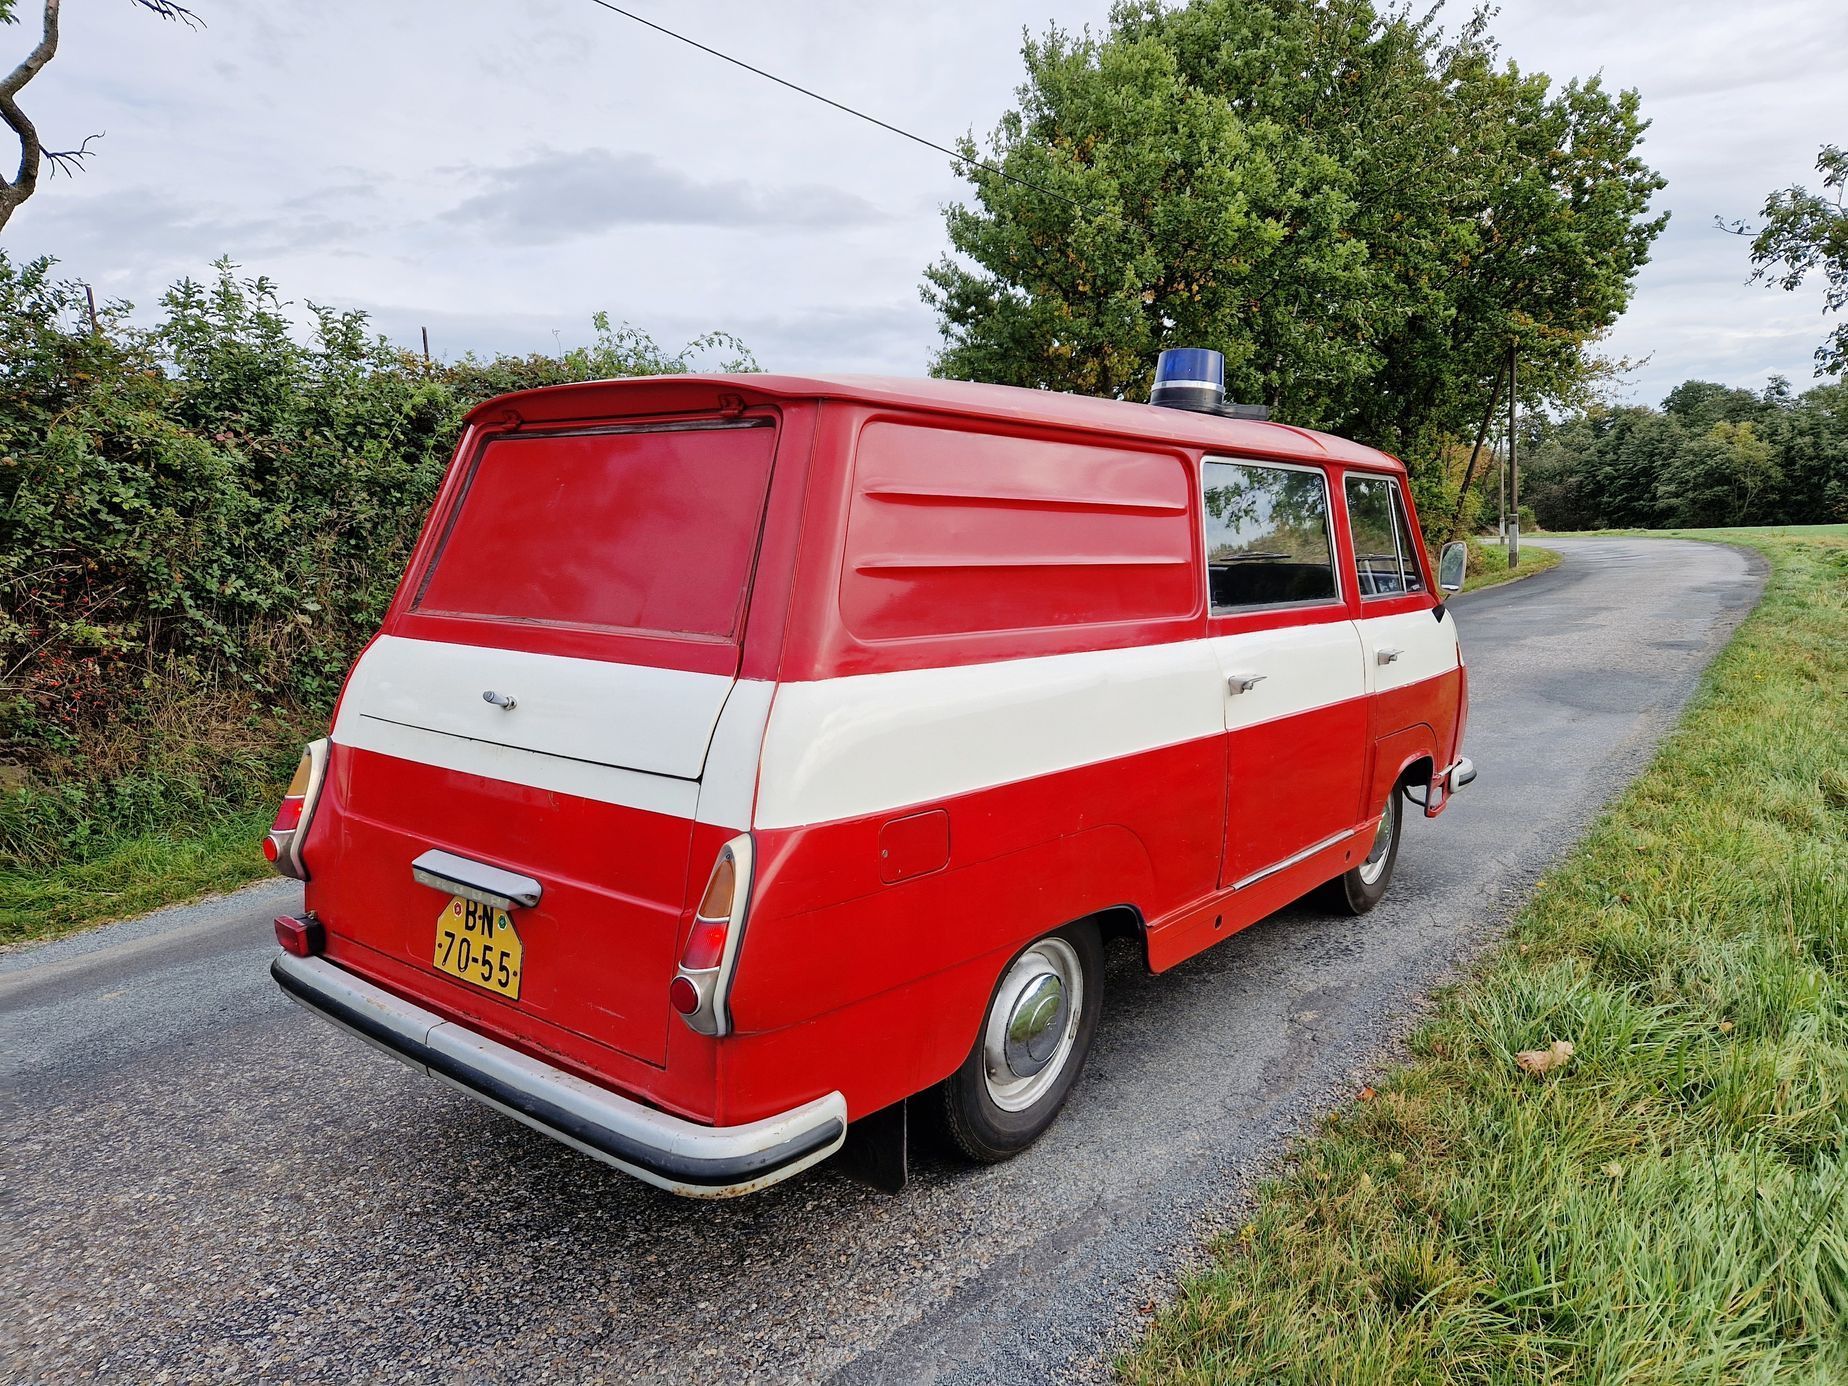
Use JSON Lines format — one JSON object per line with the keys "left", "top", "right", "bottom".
{"left": 983, "top": 938, "right": 1083, "bottom": 1111}
{"left": 1359, "top": 793, "right": 1397, "bottom": 886}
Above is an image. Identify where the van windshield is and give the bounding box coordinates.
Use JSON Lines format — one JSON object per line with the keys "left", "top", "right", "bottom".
{"left": 414, "top": 419, "right": 776, "bottom": 640}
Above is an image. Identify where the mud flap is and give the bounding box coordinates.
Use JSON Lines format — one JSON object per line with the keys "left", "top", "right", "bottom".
{"left": 839, "top": 1098, "right": 908, "bottom": 1194}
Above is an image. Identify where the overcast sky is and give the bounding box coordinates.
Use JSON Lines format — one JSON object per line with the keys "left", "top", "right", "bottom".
{"left": 5, "top": 0, "right": 1842, "bottom": 407}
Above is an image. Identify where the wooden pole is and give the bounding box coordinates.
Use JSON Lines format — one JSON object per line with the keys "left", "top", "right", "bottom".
{"left": 83, "top": 283, "right": 99, "bottom": 336}
{"left": 1507, "top": 339, "right": 1520, "bottom": 569}
{"left": 421, "top": 325, "right": 431, "bottom": 364}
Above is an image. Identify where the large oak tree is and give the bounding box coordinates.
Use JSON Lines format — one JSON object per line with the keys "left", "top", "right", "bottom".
{"left": 923, "top": 0, "right": 1667, "bottom": 531}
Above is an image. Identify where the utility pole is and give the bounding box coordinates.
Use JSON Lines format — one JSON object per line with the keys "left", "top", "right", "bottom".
{"left": 83, "top": 283, "right": 99, "bottom": 336}
{"left": 1497, "top": 424, "right": 1507, "bottom": 544}
{"left": 421, "top": 326, "right": 431, "bottom": 364}
{"left": 1507, "top": 338, "right": 1520, "bottom": 569}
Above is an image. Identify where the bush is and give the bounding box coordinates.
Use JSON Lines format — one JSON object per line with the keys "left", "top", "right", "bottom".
{"left": 0, "top": 252, "right": 754, "bottom": 873}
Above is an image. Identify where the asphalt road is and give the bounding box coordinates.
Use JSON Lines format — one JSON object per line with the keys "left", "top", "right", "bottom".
{"left": 2, "top": 536, "right": 1764, "bottom": 1385}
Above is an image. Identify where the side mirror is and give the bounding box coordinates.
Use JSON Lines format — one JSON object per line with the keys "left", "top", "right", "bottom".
{"left": 1438, "top": 540, "right": 1468, "bottom": 594}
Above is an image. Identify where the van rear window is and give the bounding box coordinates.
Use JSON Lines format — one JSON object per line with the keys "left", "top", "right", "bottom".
{"left": 414, "top": 420, "right": 776, "bottom": 639}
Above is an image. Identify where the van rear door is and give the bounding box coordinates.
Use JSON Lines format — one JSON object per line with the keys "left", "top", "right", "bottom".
{"left": 312, "top": 414, "right": 779, "bottom": 1067}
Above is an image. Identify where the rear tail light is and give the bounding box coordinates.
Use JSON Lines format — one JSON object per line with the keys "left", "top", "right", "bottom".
{"left": 264, "top": 739, "right": 328, "bottom": 881}
{"left": 671, "top": 834, "right": 753, "bottom": 1037}
{"left": 273, "top": 912, "right": 326, "bottom": 957}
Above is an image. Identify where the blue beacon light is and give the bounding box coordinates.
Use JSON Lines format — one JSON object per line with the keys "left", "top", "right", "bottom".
{"left": 1149, "top": 346, "right": 1269, "bottom": 420}
{"left": 1150, "top": 347, "right": 1227, "bottom": 413}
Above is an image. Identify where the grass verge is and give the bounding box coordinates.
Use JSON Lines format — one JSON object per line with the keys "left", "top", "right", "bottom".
{"left": 0, "top": 801, "right": 275, "bottom": 948}
{"left": 1123, "top": 528, "right": 1847, "bottom": 1382}
{"left": 1458, "top": 539, "right": 1561, "bottom": 594}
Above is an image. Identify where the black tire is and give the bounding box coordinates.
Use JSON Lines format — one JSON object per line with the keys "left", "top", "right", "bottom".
{"left": 939, "top": 920, "right": 1103, "bottom": 1163}
{"left": 1321, "top": 784, "right": 1404, "bottom": 916}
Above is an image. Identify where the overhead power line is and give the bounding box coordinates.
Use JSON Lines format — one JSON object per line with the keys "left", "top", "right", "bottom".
{"left": 582, "top": 0, "right": 1086, "bottom": 212}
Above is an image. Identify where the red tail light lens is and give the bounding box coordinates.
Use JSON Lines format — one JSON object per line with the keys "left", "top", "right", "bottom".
{"left": 681, "top": 917, "right": 729, "bottom": 973}
{"left": 273, "top": 913, "right": 325, "bottom": 957}
{"left": 672, "top": 835, "right": 753, "bottom": 1037}
{"left": 264, "top": 739, "right": 328, "bottom": 881}
{"left": 668, "top": 975, "right": 701, "bottom": 1016}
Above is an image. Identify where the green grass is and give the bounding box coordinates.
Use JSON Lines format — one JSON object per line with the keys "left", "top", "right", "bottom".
{"left": 1459, "top": 539, "right": 1562, "bottom": 594}
{"left": 0, "top": 801, "right": 275, "bottom": 947}
{"left": 1548, "top": 523, "right": 1848, "bottom": 541}
{"left": 1123, "top": 529, "right": 1848, "bottom": 1383}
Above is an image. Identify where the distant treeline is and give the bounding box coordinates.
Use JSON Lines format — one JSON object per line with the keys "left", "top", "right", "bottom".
{"left": 1522, "top": 378, "right": 1847, "bottom": 531}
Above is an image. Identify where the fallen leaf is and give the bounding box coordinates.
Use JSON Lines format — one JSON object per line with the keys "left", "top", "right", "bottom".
{"left": 1138, "top": 1299, "right": 1157, "bottom": 1315}
{"left": 1602, "top": 1161, "right": 1623, "bottom": 1179}
{"left": 1358, "top": 1086, "right": 1377, "bottom": 1102}
{"left": 1515, "top": 1039, "right": 1576, "bottom": 1075}
{"left": 1718, "top": 1019, "right": 1735, "bottom": 1034}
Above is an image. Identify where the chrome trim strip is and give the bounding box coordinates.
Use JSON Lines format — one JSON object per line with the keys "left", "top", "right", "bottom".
{"left": 271, "top": 953, "right": 848, "bottom": 1198}
{"left": 1231, "top": 826, "right": 1360, "bottom": 892}
{"left": 675, "top": 833, "right": 753, "bottom": 1038}
{"left": 410, "top": 848, "right": 542, "bottom": 910}
{"left": 498, "top": 417, "right": 775, "bottom": 440}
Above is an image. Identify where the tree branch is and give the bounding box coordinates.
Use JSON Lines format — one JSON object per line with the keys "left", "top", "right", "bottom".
{"left": 0, "top": 1, "right": 200, "bottom": 230}
{"left": 0, "top": 0, "right": 60, "bottom": 231}
{"left": 0, "top": 0, "right": 58, "bottom": 104}
{"left": 43, "top": 129, "right": 100, "bottom": 176}
{"left": 130, "top": 0, "right": 201, "bottom": 28}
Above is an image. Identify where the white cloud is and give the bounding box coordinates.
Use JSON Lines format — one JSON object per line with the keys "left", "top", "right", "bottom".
{"left": 1, "top": 0, "right": 1839, "bottom": 394}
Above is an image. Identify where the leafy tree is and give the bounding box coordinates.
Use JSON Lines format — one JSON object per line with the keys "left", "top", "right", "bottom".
{"left": 1722, "top": 144, "right": 1848, "bottom": 377}
{"left": 923, "top": 0, "right": 1667, "bottom": 534}
{"left": 1656, "top": 421, "right": 1781, "bottom": 528}
{"left": 1660, "top": 379, "right": 1769, "bottom": 431}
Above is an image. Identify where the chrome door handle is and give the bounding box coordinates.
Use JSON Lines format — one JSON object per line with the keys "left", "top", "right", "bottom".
{"left": 1227, "top": 673, "right": 1267, "bottom": 695}
{"left": 1375, "top": 648, "right": 1402, "bottom": 666}
{"left": 481, "top": 690, "right": 518, "bottom": 710}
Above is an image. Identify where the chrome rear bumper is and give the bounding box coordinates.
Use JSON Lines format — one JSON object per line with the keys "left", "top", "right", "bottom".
{"left": 271, "top": 952, "right": 847, "bottom": 1198}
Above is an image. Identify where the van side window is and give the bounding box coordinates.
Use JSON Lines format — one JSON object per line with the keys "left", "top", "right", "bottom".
{"left": 1346, "top": 475, "right": 1425, "bottom": 598}
{"left": 1202, "top": 460, "right": 1338, "bottom": 613}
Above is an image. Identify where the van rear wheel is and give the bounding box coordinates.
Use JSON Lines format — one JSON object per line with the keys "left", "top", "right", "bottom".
{"left": 1323, "top": 784, "right": 1403, "bottom": 915}
{"left": 940, "top": 922, "right": 1102, "bottom": 1163}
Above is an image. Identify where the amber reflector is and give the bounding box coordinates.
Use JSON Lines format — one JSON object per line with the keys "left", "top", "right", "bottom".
{"left": 696, "top": 850, "right": 736, "bottom": 921}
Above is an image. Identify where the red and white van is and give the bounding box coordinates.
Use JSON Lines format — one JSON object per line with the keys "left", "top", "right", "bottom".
{"left": 267, "top": 350, "right": 1473, "bottom": 1198}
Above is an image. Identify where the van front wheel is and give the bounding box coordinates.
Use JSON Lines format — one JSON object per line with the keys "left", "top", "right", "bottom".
{"left": 940, "top": 922, "right": 1102, "bottom": 1162}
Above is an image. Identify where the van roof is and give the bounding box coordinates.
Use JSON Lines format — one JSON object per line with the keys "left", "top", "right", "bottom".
{"left": 463, "top": 373, "right": 1407, "bottom": 474}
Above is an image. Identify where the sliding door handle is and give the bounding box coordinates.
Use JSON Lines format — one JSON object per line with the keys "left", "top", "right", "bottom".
{"left": 1227, "top": 673, "right": 1267, "bottom": 695}
{"left": 1375, "top": 647, "right": 1403, "bottom": 666}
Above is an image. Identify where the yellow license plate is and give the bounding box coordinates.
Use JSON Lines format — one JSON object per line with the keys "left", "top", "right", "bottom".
{"left": 433, "top": 895, "right": 523, "bottom": 999}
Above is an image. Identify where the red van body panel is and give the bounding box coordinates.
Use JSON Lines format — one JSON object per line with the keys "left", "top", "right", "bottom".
{"left": 284, "top": 373, "right": 1469, "bottom": 1151}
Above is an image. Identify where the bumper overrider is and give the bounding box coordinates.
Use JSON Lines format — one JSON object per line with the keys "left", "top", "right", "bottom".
{"left": 270, "top": 953, "right": 848, "bottom": 1198}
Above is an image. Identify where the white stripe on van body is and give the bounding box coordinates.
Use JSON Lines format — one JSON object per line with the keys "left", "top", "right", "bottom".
{"left": 335, "top": 711, "right": 706, "bottom": 820}
{"left": 331, "top": 622, "right": 1460, "bottom": 833}
{"left": 752, "top": 621, "right": 1394, "bottom": 830}
{"left": 335, "top": 634, "right": 735, "bottom": 781}
{"left": 755, "top": 639, "right": 1225, "bottom": 831}
{"left": 1353, "top": 607, "right": 1463, "bottom": 694}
